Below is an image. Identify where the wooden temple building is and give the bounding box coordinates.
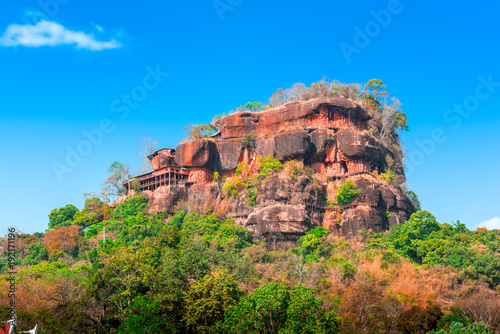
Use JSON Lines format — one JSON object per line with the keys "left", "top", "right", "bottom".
{"left": 129, "top": 148, "right": 190, "bottom": 192}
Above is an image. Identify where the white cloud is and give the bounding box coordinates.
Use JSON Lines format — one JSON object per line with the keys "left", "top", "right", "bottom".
{"left": 476, "top": 217, "right": 500, "bottom": 230}
{"left": 91, "top": 23, "right": 104, "bottom": 32}
{"left": 0, "top": 20, "right": 121, "bottom": 51}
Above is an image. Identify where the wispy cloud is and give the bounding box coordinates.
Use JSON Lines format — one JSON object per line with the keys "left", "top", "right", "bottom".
{"left": 476, "top": 217, "right": 500, "bottom": 230}
{"left": 91, "top": 22, "right": 104, "bottom": 33}
{"left": 0, "top": 20, "right": 121, "bottom": 51}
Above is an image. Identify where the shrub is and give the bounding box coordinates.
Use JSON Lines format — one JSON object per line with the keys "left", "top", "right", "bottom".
{"left": 326, "top": 200, "right": 336, "bottom": 207}
{"left": 284, "top": 160, "right": 314, "bottom": 178}
{"left": 213, "top": 171, "right": 222, "bottom": 183}
{"left": 241, "top": 135, "right": 256, "bottom": 152}
{"left": 336, "top": 180, "right": 361, "bottom": 205}
{"left": 258, "top": 155, "right": 283, "bottom": 177}
{"left": 223, "top": 179, "right": 245, "bottom": 197}
{"left": 380, "top": 170, "right": 396, "bottom": 185}
{"left": 246, "top": 189, "right": 257, "bottom": 206}
{"left": 234, "top": 161, "right": 249, "bottom": 177}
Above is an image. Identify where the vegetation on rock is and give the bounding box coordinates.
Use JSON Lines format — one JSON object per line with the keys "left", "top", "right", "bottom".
{"left": 335, "top": 180, "right": 362, "bottom": 206}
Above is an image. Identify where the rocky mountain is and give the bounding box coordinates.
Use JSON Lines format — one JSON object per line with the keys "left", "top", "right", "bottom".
{"left": 126, "top": 96, "right": 415, "bottom": 240}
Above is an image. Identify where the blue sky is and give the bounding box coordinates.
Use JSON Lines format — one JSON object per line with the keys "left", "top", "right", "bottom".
{"left": 0, "top": 0, "right": 499, "bottom": 233}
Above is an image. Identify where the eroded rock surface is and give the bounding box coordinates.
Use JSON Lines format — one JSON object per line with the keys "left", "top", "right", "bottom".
{"left": 175, "top": 139, "right": 219, "bottom": 169}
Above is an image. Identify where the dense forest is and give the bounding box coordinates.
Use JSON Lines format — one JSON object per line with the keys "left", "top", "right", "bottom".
{"left": 2, "top": 190, "right": 500, "bottom": 333}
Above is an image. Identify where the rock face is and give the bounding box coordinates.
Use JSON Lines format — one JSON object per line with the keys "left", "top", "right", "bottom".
{"left": 216, "top": 138, "right": 242, "bottom": 171}
{"left": 147, "top": 185, "right": 187, "bottom": 214}
{"left": 175, "top": 139, "right": 219, "bottom": 170}
{"left": 133, "top": 96, "right": 415, "bottom": 241}
{"left": 274, "top": 130, "right": 313, "bottom": 161}
{"left": 337, "top": 129, "right": 381, "bottom": 163}
{"left": 216, "top": 172, "right": 325, "bottom": 240}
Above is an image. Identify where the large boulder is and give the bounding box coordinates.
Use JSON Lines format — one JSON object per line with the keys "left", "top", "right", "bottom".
{"left": 337, "top": 129, "right": 381, "bottom": 163}
{"left": 147, "top": 185, "right": 188, "bottom": 214}
{"left": 256, "top": 137, "right": 275, "bottom": 157}
{"left": 217, "top": 138, "right": 242, "bottom": 171}
{"left": 244, "top": 204, "right": 312, "bottom": 238}
{"left": 257, "top": 97, "right": 370, "bottom": 134}
{"left": 307, "top": 129, "right": 335, "bottom": 163}
{"left": 274, "top": 130, "right": 314, "bottom": 161}
{"left": 219, "top": 112, "right": 258, "bottom": 138}
{"left": 341, "top": 206, "right": 388, "bottom": 237}
{"left": 219, "top": 97, "right": 371, "bottom": 139}
{"left": 175, "top": 139, "right": 219, "bottom": 170}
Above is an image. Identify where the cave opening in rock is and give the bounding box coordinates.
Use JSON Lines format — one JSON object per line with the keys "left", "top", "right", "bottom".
{"left": 340, "top": 160, "right": 348, "bottom": 174}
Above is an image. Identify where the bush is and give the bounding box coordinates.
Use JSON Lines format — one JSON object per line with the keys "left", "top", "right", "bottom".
{"left": 234, "top": 161, "right": 249, "bottom": 177}
{"left": 336, "top": 180, "right": 361, "bottom": 205}
{"left": 242, "top": 135, "right": 257, "bottom": 152}
{"left": 284, "top": 160, "right": 314, "bottom": 178}
{"left": 380, "top": 170, "right": 396, "bottom": 185}
{"left": 258, "top": 155, "right": 283, "bottom": 177}
{"left": 213, "top": 171, "right": 222, "bottom": 183}
{"left": 223, "top": 179, "right": 245, "bottom": 197}
{"left": 246, "top": 189, "right": 257, "bottom": 206}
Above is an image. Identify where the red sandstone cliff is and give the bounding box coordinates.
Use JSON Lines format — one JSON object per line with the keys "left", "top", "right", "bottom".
{"left": 137, "top": 96, "right": 414, "bottom": 239}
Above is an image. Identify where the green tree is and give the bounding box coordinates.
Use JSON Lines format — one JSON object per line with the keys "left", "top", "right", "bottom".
{"left": 390, "top": 210, "right": 441, "bottom": 263}
{"left": 244, "top": 101, "right": 264, "bottom": 112}
{"left": 118, "top": 297, "right": 175, "bottom": 334}
{"left": 183, "top": 270, "right": 243, "bottom": 333}
{"left": 113, "top": 194, "right": 149, "bottom": 220}
{"left": 430, "top": 321, "right": 494, "bottom": 334}
{"left": 296, "top": 227, "right": 332, "bottom": 260}
{"left": 218, "top": 283, "right": 338, "bottom": 334}
{"left": 360, "top": 79, "right": 387, "bottom": 110}
{"left": 281, "top": 285, "right": 340, "bottom": 334}
{"left": 21, "top": 242, "right": 49, "bottom": 265}
{"left": 73, "top": 196, "right": 105, "bottom": 228}
{"left": 48, "top": 204, "right": 79, "bottom": 229}
{"left": 218, "top": 282, "right": 290, "bottom": 333}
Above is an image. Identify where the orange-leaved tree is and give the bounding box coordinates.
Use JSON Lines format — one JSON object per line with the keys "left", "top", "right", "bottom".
{"left": 43, "top": 225, "right": 82, "bottom": 256}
